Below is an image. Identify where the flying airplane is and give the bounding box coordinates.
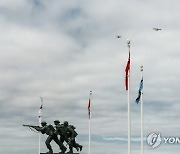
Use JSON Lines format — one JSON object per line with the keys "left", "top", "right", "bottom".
{"left": 116, "top": 35, "right": 122, "bottom": 38}
{"left": 153, "top": 28, "right": 162, "bottom": 31}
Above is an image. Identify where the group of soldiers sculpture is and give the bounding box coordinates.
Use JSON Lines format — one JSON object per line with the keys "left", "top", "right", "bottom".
{"left": 24, "top": 120, "right": 83, "bottom": 154}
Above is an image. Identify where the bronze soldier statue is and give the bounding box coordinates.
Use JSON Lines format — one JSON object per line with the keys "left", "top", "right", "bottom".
{"left": 54, "top": 120, "right": 69, "bottom": 144}
{"left": 23, "top": 120, "right": 83, "bottom": 153}
{"left": 63, "top": 121, "right": 83, "bottom": 153}
{"left": 54, "top": 120, "right": 77, "bottom": 153}
{"left": 54, "top": 120, "right": 83, "bottom": 153}
{"left": 34, "top": 121, "right": 67, "bottom": 154}
{"left": 54, "top": 120, "right": 71, "bottom": 151}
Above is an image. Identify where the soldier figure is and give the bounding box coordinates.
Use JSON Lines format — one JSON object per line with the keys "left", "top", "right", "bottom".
{"left": 54, "top": 120, "right": 83, "bottom": 153}
{"left": 63, "top": 121, "right": 83, "bottom": 153}
{"left": 23, "top": 120, "right": 83, "bottom": 153}
{"left": 35, "top": 121, "right": 67, "bottom": 154}
{"left": 54, "top": 120, "right": 74, "bottom": 153}
{"left": 54, "top": 120, "right": 69, "bottom": 143}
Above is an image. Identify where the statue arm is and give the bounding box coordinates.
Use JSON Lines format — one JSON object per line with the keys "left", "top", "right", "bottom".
{"left": 34, "top": 126, "right": 46, "bottom": 132}
{"left": 34, "top": 126, "right": 42, "bottom": 131}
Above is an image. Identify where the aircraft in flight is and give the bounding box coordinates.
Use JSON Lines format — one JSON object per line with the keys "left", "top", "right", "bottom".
{"left": 153, "top": 28, "right": 162, "bottom": 31}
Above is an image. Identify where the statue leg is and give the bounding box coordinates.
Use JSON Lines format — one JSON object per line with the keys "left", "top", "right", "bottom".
{"left": 60, "top": 136, "right": 64, "bottom": 143}
{"left": 67, "top": 146, "right": 73, "bottom": 153}
{"left": 72, "top": 139, "right": 83, "bottom": 151}
{"left": 45, "top": 136, "right": 53, "bottom": 154}
{"left": 75, "top": 142, "right": 83, "bottom": 151}
{"left": 61, "top": 135, "right": 71, "bottom": 152}
{"left": 67, "top": 138, "right": 74, "bottom": 153}
{"left": 53, "top": 136, "right": 67, "bottom": 153}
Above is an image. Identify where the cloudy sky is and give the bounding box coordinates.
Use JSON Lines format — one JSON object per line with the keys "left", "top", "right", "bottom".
{"left": 0, "top": 0, "right": 180, "bottom": 154}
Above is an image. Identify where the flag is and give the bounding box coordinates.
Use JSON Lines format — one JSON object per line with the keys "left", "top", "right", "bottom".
{"left": 38, "top": 104, "right": 43, "bottom": 118}
{"left": 125, "top": 53, "right": 130, "bottom": 91}
{"left": 39, "top": 97, "right": 43, "bottom": 125}
{"left": 135, "top": 78, "right": 143, "bottom": 104}
{"left": 88, "top": 98, "right": 91, "bottom": 119}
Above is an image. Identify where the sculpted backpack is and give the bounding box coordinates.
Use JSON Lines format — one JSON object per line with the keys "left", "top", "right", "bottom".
{"left": 69, "top": 125, "right": 78, "bottom": 137}
{"left": 47, "top": 124, "right": 55, "bottom": 136}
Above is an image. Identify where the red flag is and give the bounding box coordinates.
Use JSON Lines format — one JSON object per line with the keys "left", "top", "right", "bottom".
{"left": 88, "top": 98, "right": 91, "bottom": 119}
{"left": 125, "top": 54, "right": 130, "bottom": 91}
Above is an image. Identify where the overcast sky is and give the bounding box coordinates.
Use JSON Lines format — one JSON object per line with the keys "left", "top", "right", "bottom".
{"left": 0, "top": 0, "right": 180, "bottom": 154}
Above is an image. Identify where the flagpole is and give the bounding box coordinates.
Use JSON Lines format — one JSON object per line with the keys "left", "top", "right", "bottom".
{"left": 38, "top": 120, "right": 41, "bottom": 154}
{"left": 39, "top": 97, "right": 43, "bottom": 154}
{"left": 140, "top": 66, "right": 144, "bottom": 154}
{"left": 89, "top": 115, "right": 91, "bottom": 154}
{"left": 127, "top": 39, "right": 131, "bottom": 154}
{"left": 88, "top": 91, "right": 92, "bottom": 154}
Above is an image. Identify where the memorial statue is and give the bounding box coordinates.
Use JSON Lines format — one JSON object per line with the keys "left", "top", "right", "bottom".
{"left": 54, "top": 120, "right": 82, "bottom": 153}
{"left": 63, "top": 121, "right": 83, "bottom": 153}
{"left": 54, "top": 120, "right": 70, "bottom": 148}
{"left": 23, "top": 121, "right": 67, "bottom": 154}
{"left": 23, "top": 120, "right": 82, "bottom": 154}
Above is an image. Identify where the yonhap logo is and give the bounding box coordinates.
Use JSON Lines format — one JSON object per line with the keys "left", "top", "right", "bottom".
{"left": 147, "top": 132, "right": 162, "bottom": 148}
{"left": 147, "top": 132, "right": 180, "bottom": 149}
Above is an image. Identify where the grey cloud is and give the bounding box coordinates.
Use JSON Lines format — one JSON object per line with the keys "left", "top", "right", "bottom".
{"left": 0, "top": 0, "right": 180, "bottom": 154}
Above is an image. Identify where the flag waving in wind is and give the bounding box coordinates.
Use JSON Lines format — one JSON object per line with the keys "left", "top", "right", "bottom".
{"left": 88, "top": 98, "right": 91, "bottom": 119}
{"left": 38, "top": 97, "right": 43, "bottom": 154}
{"left": 135, "top": 78, "right": 143, "bottom": 104}
{"left": 88, "top": 91, "right": 92, "bottom": 154}
{"left": 38, "top": 104, "right": 43, "bottom": 118}
{"left": 125, "top": 52, "right": 130, "bottom": 91}
{"left": 88, "top": 91, "right": 92, "bottom": 119}
{"left": 39, "top": 97, "right": 43, "bottom": 123}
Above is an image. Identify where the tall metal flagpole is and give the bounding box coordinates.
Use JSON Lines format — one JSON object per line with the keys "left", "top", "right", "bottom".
{"left": 39, "top": 97, "right": 43, "bottom": 154}
{"left": 127, "top": 39, "right": 131, "bottom": 154}
{"left": 140, "top": 66, "right": 144, "bottom": 154}
{"left": 88, "top": 91, "right": 92, "bottom": 154}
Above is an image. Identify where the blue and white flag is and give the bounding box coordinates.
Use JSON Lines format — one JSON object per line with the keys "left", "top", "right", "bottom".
{"left": 135, "top": 78, "right": 143, "bottom": 104}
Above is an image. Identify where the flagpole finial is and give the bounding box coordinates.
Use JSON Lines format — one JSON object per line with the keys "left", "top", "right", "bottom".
{"left": 127, "top": 39, "right": 130, "bottom": 47}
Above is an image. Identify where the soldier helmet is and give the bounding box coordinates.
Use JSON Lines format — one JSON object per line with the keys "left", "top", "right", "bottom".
{"left": 63, "top": 121, "right": 69, "bottom": 126}
{"left": 54, "top": 120, "right": 60, "bottom": 124}
{"left": 70, "top": 125, "right": 76, "bottom": 129}
{"left": 41, "top": 121, "right": 47, "bottom": 125}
